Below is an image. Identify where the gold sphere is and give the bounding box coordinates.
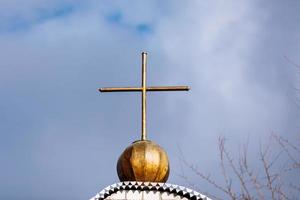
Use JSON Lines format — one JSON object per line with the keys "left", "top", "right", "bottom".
{"left": 117, "top": 140, "right": 169, "bottom": 182}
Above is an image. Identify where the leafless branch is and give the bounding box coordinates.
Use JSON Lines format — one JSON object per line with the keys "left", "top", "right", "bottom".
{"left": 179, "top": 134, "right": 299, "bottom": 200}
{"left": 240, "top": 143, "right": 264, "bottom": 200}
{"left": 219, "top": 137, "right": 251, "bottom": 199}
{"left": 260, "top": 144, "right": 276, "bottom": 200}
{"left": 218, "top": 137, "right": 237, "bottom": 199}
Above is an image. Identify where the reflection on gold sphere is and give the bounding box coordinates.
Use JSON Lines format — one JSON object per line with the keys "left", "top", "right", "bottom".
{"left": 117, "top": 140, "right": 169, "bottom": 182}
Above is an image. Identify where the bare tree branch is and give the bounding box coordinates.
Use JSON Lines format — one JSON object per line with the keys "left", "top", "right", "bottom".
{"left": 220, "top": 137, "right": 251, "bottom": 199}
{"left": 218, "top": 137, "right": 237, "bottom": 200}
{"left": 179, "top": 134, "right": 299, "bottom": 200}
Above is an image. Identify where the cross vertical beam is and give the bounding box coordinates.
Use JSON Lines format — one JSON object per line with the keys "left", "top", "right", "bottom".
{"left": 141, "top": 52, "right": 147, "bottom": 140}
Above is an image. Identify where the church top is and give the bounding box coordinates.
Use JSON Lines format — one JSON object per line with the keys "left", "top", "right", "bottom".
{"left": 98, "top": 52, "right": 189, "bottom": 183}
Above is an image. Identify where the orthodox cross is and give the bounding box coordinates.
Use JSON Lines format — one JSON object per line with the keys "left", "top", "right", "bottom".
{"left": 99, "top": 52, "right": 189, "bottom": 141}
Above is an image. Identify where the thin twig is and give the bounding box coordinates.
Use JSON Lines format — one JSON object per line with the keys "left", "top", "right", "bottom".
{"left": 219, "top": 137, "right": 236, "bottom": 199}
{"left": 260, "top": 144, "right": 276, "bottom": 200}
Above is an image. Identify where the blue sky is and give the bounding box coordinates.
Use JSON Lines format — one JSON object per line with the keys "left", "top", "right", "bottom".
{"left": 0, "top": 0, "right": 300, "bottom": 199}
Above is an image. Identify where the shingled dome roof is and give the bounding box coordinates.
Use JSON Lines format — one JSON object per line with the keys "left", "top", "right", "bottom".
{"left": 90, "top": 182, "right": 211, "bottom": 200}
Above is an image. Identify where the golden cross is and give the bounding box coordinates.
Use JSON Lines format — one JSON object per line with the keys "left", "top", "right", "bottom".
{"left": 99, "top": 52, "right": 189, "bottom": 141}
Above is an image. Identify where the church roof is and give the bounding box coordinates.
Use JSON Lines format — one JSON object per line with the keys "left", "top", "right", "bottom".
{"left": 90, "top": 181, "right": 211, "bottom": 200}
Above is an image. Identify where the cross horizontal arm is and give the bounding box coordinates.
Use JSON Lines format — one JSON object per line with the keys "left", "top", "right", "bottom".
{"left": 99, "top": 87, "right": 141, "bottom": 92}
{"left": 147, "top": 86, "right": 190, "bottom": 91}
{"left": 99, "top": 86, "right": 190, "bottom": 92}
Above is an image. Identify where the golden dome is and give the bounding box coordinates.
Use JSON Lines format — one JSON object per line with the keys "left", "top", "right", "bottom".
{"left": 117, "top": 140, "right": 169, "bottom": 182}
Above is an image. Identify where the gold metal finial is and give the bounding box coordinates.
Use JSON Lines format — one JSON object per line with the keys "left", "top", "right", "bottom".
{"left": 99, "top": 52, "right": 189, "bottom": 141}
{"left": 117, "top": 140, "right": 169, "bottom": 182}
